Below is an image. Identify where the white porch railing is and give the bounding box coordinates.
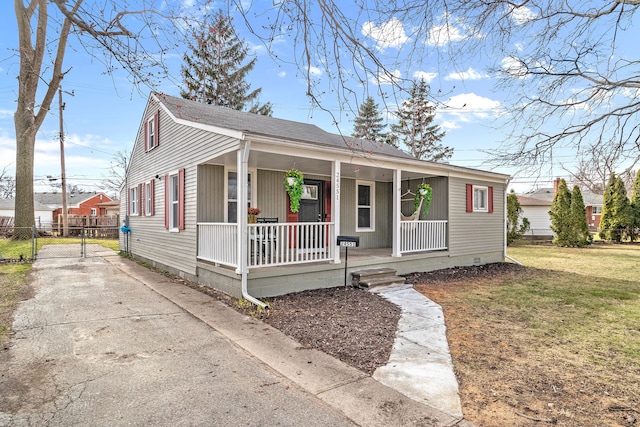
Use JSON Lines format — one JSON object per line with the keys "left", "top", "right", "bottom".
{"left": 248, "top": 222, "right": 335, "bottom": 268}
{"left": 400, "top": 220, "right": 448, "bottom": 254}
{"left": 197, "top": 223, "right": 238, "bottom": 267}
{"left": 197, "top": 222, "right": 335, "bottom": 269}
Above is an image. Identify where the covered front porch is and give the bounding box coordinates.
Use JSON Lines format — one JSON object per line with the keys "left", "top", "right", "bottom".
{"left": 193, "top": 137, "right": 451, "bottom": 292}
{"left": 197, "top": 219, "right": 448, "bottom": 269}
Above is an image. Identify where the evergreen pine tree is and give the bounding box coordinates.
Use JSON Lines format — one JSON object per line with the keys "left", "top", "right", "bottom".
{"left": 389, "top": 79, "right": 452, "bottom": 161}
{"left": 569, "top": 185, "right": 591, "bottom": 246}
{"left": 610, "top": 176, "right": 633, "bottom": 242}
{"left": 506, "top": 190, "right": 530, "bottom": 245}
{"left": 352, "top": 97, "right": 387, "bottom": 142}
{"left": 180, "top": 11, "right": 272, "bottom": 115}
{"left": 630, "top": 170, "right": 640, "bottom": 242}
{"left": 599, "top": 173, "right": 616, "bottom": 240}
{"left": 549, "top": 178, "right": 572, "bottom": 246}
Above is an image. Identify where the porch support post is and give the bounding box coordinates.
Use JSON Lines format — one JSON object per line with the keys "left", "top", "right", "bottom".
{"left": 236, "top": 148, "right": 247, "bottom": 275}
{"left": 237, "top": 142, "right": 265, "bottom": 307}
{"left": 332, "top": 160, "right": 341, "bottom": 264}
{"left": 392, "top": 168, "right": 402, "bottom": 257}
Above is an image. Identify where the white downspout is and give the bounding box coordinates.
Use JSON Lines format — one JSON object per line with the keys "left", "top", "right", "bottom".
{"left": 504, "top": 177, "right": 523, "bottom": 266}
{"left": 237, "top": 141, "right": 266, "bottom": 308}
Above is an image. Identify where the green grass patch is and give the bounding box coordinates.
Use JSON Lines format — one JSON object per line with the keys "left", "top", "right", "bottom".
{"left": 0, "top": 237, "right": 119, "bottom": 259}
{"left": 0, "top": 263, "right": 33, "bottom": 345}
{"left": 501, "top": 244, "right": 640, "bottom": 367}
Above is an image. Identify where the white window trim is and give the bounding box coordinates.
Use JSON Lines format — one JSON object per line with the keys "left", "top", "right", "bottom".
{"left": 473, "top": 185, "right": 489, "bottom": 213}
{"left": 145, "top": 182, "right": 152, "bottom": 216}
{"left": 168, "top": 173, "right": 179, "bottom": 232}
{"left": 356, "top": 180, "right": 375, "bottom": 232}
{"left": 224, "top": 166, "right": 257, "bottom": 223}
{"left": 147, "top": 117, "right": 156, "bottom": 150}
{"left": 130, "top": 187, "right": 138, "bottom": 216}
{"left": 90, "top": 208, "right": 97, "bottom": 216}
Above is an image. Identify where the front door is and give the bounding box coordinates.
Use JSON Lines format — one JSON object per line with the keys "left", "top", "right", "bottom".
{"left": 297, "top": 179, "right": 325, "bottom": 252}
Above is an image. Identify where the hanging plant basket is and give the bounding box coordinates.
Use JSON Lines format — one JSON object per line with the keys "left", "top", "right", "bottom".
{"left": 414, "top": 183, "right": 433, "bottom": 216}
{"left": 284, "top": 169, "right": 304, "bottom": 213}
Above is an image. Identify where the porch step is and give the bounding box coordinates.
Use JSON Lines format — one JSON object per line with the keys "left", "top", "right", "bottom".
{"left": 351, "top": 268, "right": 406, "bottom": 289}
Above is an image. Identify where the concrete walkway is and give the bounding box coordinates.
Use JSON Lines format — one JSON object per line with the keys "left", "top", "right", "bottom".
{"left": 372, "top": 284, "right": 463, "bottom": 418}
{"left": 1, "top": 246, "right": 473, "bottom": 426}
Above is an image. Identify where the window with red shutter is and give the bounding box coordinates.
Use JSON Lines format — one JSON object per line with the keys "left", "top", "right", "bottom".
{"left": 466, "top": 184, "right": 494, "bottom": 213}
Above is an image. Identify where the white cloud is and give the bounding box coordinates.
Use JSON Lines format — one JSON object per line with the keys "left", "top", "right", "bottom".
{"left": 439, "top": 93, "right": 502, "bottom": 128}
{"left": 362, "top": 18, "right": 409, "bottom": 50}
{"left": 509, "top": 5, "right": 536, "bottom": 25}
{"left": 445, "top": 67, "right": 489, "bottom": 81}
{"left": 308, "top": 66, "right": 323, "bottom": 77}
{"left": 370, "top": 69, "right": 402, "bottom": 86}
{"left": 440, "top": 121, "right": 460, "bottom": 130}
{"left": 412, "top": 71, "right": 437, "bottom": 83}
{"left": 278, "top": 71, "right": 287, "bottom": 78}
{"left": 0, "top": 110, "right": 13, "bottom": 119}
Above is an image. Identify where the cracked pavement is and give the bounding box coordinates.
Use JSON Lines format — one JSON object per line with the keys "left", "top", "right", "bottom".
{"left": 0, "top": 248, "right": 355, "bottom": 427}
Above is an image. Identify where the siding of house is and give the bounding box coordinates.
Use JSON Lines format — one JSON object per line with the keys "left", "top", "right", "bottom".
{"left": 197, "top": 164, "right": 225, "bottom": 222}
{"left": 337, "top": 178, "right": 392, "bottom": 249}
{"left": 448, "top": 176, "right": 505, "bottom": 260}
{"left": 521, "top": 205, "right": 553, "bottom": 236}
{"left": 121, "top": 102, "right": 240, "bottom": 279}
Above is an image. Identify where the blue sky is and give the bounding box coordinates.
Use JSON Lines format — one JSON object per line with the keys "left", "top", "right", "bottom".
{"left": 0, "top": 2, "right": 587, "bottom": 196}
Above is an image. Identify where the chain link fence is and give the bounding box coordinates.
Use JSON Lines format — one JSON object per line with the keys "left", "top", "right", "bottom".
{"left": 0, "top": 225, "right": 120, "bottom": 261}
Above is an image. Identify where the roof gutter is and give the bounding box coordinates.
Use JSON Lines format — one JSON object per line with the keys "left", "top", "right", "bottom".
{"left": 237, "top": 140, "right": 266, "bottom": 308}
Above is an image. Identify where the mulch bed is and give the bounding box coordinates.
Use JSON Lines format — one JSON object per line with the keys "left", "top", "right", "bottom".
{"left": 182, "top": 262, "right": 524, "bottom": 375}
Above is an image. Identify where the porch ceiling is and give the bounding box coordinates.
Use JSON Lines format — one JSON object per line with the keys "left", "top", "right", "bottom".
{"left": 203, "top": 151, "right": 436, "bottom": 182}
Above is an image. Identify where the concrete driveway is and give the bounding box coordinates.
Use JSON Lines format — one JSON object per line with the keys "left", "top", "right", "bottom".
{"left": 0, "top": 249, "right": 355, "bottom": 427}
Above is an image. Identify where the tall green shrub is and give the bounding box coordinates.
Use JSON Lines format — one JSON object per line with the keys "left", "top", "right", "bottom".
{"left": 599, "top": 173, "right": 616, "bottom": 240}
{"left": 569, "top": 185, "right": 591, "bottom": 247}
{"left": 630, "top": 170, "right": 640, "bottom": 242}
{"left": 549, "top": 179, "right": 572, "bottom": 246}
{"left": 506, "top": 190, "right": 530, "bottom": 245}
{"left": 600, "top": 175, "right": 633, "bottom": 242}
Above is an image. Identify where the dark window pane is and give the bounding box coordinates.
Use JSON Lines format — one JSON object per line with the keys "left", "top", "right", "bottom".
{"left": 358, "top": 207, "right": 371, "bottom": 228}
{"left": 358, "top": 185, "right": 370, "bottom": 205}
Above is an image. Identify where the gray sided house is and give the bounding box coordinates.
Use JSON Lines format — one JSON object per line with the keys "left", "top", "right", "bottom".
{"left": 121, "top": 92, "right": 510, "bottom": 300}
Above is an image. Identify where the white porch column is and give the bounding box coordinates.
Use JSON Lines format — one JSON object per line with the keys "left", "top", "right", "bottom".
{"left": 332, "top": 160, "right": 341, "bottom": 264}
{"left": 236, "top": 148, "right": 248, "bottom": 274}
{"left": 392, "top": 168, "right": 402, "bottom": 257}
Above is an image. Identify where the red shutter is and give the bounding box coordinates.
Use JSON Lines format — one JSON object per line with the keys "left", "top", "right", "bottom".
{"left": 154, "top": 110, "right": 160, "bottom": 147}
{"left": 150, "top": 179, "right": 155, "bottom": 216}
{"left": 488, "top": 186, "right": 494, "bottom": 213}
{"left": 144, "top": 119, "right": 148, "bottom": 152}
{"left": 138, "top": 184, "right": 143, "bottom": 215}
{"left": 164, "top": 174, "right": 169, "bottom": 229}
{"left": 178, "top": 168, "right": 185, "bottom": 230}
{"left": 466, "top": 184, "right": 473, "bottom": 212}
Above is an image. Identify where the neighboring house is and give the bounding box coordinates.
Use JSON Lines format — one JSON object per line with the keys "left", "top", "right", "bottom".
{"left": 35, "top": 191, "right": 113, "bottom": 221}
{"left": 518, "top": 179, "right": 603, "bottom": 238}
{"left": 121, "top": 92, "right": 510, "bottom": 299}
{"left": 96, "top": 200, "right": 120, "bottom": 216}
{"left": 0, "top": 199, "right": 53, "bottom": 228}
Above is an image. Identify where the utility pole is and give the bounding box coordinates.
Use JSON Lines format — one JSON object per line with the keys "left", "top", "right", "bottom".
{"left": 58, "top": 85, "right": 74, "bottom": 237}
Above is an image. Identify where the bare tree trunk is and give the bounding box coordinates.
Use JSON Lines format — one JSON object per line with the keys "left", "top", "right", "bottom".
{"left": 13, "top": 113, "right": 36, "bottom": 239}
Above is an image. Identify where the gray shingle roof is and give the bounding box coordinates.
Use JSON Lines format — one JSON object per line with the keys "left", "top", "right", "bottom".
{"left": 155, "top": 92, "right": 414, "bottom": 160}
{"left": 519, "top": 187, "right": 603, "bottom": 206}
{"left": 0, "top": 199, "right": 52, "bottom": 211}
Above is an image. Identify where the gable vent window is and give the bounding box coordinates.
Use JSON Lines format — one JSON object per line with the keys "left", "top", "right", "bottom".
{"left": 145, "top": 110, "right": 160, "bottom": 152}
